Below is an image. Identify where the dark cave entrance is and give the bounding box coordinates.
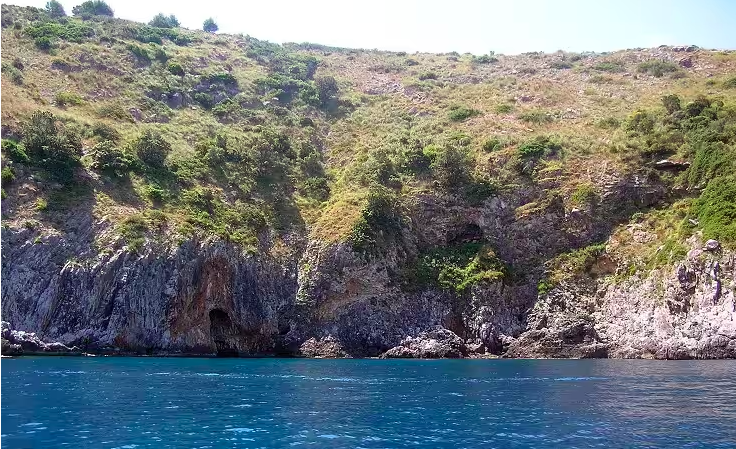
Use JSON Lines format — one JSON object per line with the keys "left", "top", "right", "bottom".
{"left": 448, "top": 223, "right": 484, "bottom": 245}
{"left": 209, "top": 309, "right": 239, "bottom": 357}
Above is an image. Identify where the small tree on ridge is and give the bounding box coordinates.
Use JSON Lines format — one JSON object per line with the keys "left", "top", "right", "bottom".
{"left": 203, "top": 18, "right": 218, "bottom": 33}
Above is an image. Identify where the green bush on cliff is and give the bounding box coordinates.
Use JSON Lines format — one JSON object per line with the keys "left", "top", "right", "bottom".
{"left": 403, "top": 243, "right": 506, "bottom": 294}
{"left": 25, "top": 20, "right": 94, "bottom": 44}
{"left": 90, "top": 122, "right": 121, "bottom": 143}
{"left": 349, "top": 186, "right": 403, "bottom": 255}
{"left": 149, "top": 13, "right": 179, "bottom": 29}
{"left": 538, "top": 243, "right": 607, "bottom": 295}
{"left": 131, "top": 129, "right": 171, "bottom": 168}
{"left": 692, "top": 175, "right": 736, "bottom": 244}
{"left": 45, "top": 0, "right": 66, "bottom": 17}
{"left": 118, "top": 214, "right": 147, "bottom": 252}
{"left": 448, "top": 105, "right": 481, "bottom": 122}
{"left": 2, "top": 140, "right": 30, "bottom": 163}
{"left": 72, "top": 0, "right": 113, "bottom": 17}
{"left": 637, "top": 60, "right": 679, "bottom": 77}
{"left": 167, "top": 62, "right": 184, "bottom": 76}
{"left": 518, "top": 136, "right": 561, "bottom": 159}
{"left": 203, "top": 18, "right": 218, "bottom": 33}
{"left": 430, "top": 145, "right": 472, "bottom": 190}
{"left": 89, "top": 141, "right": 136, "bottom": 177}
{"left": 1, "top": 167, "right": 15, "bottom": 186}
{"left": 21, "top": 110, "right": 82, "bottom": 182}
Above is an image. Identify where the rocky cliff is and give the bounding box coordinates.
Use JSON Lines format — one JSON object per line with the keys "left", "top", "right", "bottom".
{"left": 1, "top": 4, "right": 735, "bottom": 358}
{"left": 4, "top": 164, "right": 733, "bottom": 359}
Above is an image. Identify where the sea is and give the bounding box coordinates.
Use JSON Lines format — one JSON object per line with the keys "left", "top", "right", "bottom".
{"left": 2, "top": 357, "right": 735, "bottom": 448}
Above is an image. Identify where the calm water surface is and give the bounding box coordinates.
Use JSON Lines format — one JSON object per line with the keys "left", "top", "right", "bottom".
{"left": 2, "top": 357, "right": 735, "bottom": 448}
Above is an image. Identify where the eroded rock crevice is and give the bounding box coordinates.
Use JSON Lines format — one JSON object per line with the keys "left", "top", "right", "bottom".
{"left": 209, "top": 309, "right": 239, "bottom": 357}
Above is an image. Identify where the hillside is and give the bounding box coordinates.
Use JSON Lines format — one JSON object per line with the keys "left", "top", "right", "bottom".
{"left": 2, "top": 3, "right": 736, "bottom": 358}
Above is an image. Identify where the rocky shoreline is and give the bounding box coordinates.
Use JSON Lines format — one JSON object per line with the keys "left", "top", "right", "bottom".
{"left": 2, "top": 176, "right": 735, "bottom": 360}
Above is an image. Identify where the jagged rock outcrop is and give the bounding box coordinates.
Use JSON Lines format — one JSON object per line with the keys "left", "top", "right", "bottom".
{"left": 1, "top": 321, "right": 81, "bottom": 355}
{"left": 1, "top": 222, "right": 299, "bottom": 356}
{"left": 2, "top": 169, "right": 733, "bottom": 359}
{"left": 381, "top": 327, "right": 466, "bottom": 358}
{"left": 509, "top": 236, "right": 736, "bottom": 359}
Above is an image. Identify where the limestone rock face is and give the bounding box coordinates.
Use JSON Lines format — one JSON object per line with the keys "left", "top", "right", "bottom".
{"left": 510, "top": 237, "right": 736, "bottom": 359}
{"left": 2, "top": 167, "right": 734, "bottom": 359}
{"left": 1, "top": 224, "right": 298, "bottom": 356}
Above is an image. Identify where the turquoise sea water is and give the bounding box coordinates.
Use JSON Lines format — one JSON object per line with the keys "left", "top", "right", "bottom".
{"left": 2, "top": 357, "right": 735, "bottom": 448}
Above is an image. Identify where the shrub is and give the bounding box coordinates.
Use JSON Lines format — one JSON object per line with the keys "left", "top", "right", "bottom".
{"left": 143, "top": 184, "right": 166, "bottom": 203}
{"left": 149, "top": 13, "right": 179, "bottom": 28}
{"left": 118, "top": 215, "right": 147, "bottom": 252}
{"left": 661, "top": 94, "right": 681, "bottom": 114}
{"left": 45, "top": 0, "right": 66, "bottom": 18}
{"left": 2, "top": 140, "right": 30, "bottom": 163}
{"left": 588, "top": 75, "right": 614, "bottom": 84}
{"left": 90, "top": 141, "right": 135, "bottom": 176}
{"left": 431, "top": 145, "right": 472, "bottom": 190}
{"left": 495, "top": 104, "right": 513, "bottom": 114}
{"left": 34, "top": 36, "right": 53, "bottom": 51}
{"left": 683, "top": 96, "right": 711, "bottom": 118}
{"left": 132, "top": 25, "right": 168, "bottom": 44}
{"left": 687, "top": 141, "right": 733, "bottom": 188}
{"left": 592, "top": 61, "right": 625, "bottom": 72}
{"left": 203, "top": 72, "right": 237, "bottom": 85}
{"left": 518, "top": 136, "right": 561, "bottom": 159}
{"left": 474, "top": 54, "right": 498, "bottom": 64}
{"left": 597, "top": 117, "right": 620, "bottom": 129}
{"left": 550, "top": 61, "right": 573, "bottom": 69}
{"left": 131, "top": 129, "right": 171, "bottom": 167}
{"left": 518, "top": 110, "right": 554, "bottom": 124}
{"left": 570, "top": 183, "right": 598, "bottom": 207}
{"left": 637, "top": 60, "right": 679, "bottom": 77}
{"left": 36, "top": 198, "right": 48, "bottom": 211}
{"left": 400, "top": 146, "right": 432, "bottom": 175}
{"left": 464, "top": 177, "right": 498, "bottom": 205}
{"left": 418, "top": 71, "right": 438, "bottom": 80}
{"left": 72, "top": 0, "right": 114, "bottom": 17}
{"left": 97, "top": 104, "right": 134, "bottom": 122}
{"left": 448, "top": 105, "right": 481, "bottom": 122}
{"left": 541, "top": 243, "right": 607, "bottom": 290}
{"left": 724, "top": 77, "right": 736, "bottom": 89}
{"left": 349, "top": 186, "right": 403, "bottom": 255}
{"left": 55, "top": 91, "right": 84, "bottom": 107}
{"left": 25, "top": 20, "right": 94, "bottom": 43}
{"left": 625, "top": 110, "right": 655, "bottom": 134}
{"left": 315, "top": 75, "right": 339, "bottom": 106}
{"left": 299, "top": 177, "right": 330, "bottom": 201}
{"left": 1, "top": 167, "right": 15, "bottom": 186}
{"left": 203, "top": 18, "right": 218, "bottom": 33}
{"left": 126, "top": 43, "right": 151, "bottom": 61}
{"left": 90, "top": 122, "right": 121, "bottom": 142}
{"left": 692, "top": 175, "right": 736, "bottom": 244}
{"left": 21, "top": 111, "right": 82, "bottom": 182}
{"left": 482, "top": 137, "right": 506, "bottom": 152}
{"left": 403, "top": 243, "right": 506, "bottom": 294}
{"left": 167, "top": 62, "right": 184, "bottom": 76}
{"left": 1, "top": 62, "right": 23, "bottom": 85}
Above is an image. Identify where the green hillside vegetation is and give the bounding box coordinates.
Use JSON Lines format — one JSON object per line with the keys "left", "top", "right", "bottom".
{"left": 2, "top": 2, "right": 736, "bottom": 293}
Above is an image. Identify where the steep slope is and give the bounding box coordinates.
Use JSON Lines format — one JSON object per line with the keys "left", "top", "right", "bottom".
{"left": 2, "top": 4, "right": 736, "bottom": 358}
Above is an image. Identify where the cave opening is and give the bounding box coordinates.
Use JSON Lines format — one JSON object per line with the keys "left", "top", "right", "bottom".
{"left": 448, "top": 223, "right": 484, "bottom": 245}
{"left": 209, "top": 309, "right": 239, "bottom": 357}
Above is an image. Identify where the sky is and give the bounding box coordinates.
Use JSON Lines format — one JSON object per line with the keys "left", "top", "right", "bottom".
{"left": 8, "top": 0, "right": 736, "bottom": 54}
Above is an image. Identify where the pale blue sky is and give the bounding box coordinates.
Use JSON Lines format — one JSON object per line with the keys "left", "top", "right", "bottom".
{"left": 8, "top": 0, "right": 736, "bottom": 54}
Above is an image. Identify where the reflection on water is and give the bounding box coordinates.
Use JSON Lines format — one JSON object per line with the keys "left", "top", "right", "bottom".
{"left": 2, "top": 358, "right": 735, "bottom": 448}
